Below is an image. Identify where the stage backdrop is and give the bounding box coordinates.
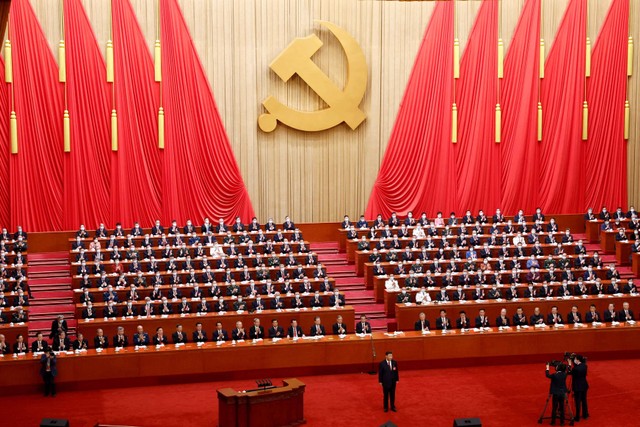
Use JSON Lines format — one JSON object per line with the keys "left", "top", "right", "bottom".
{"left": 1, "top": 0, "right": 639, "bottom": 230}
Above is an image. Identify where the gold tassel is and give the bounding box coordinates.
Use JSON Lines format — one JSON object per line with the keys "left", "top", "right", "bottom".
{"left": 59, "top": 40, "right": 66, "bottom": 83}
{"left": 64, "top": 110, "right": 71, "bottom": 152}
{"left": 537, "top": 102, "right": 543, "bottom": 142}
{"left": 539, "top": 39, "right": 545, "bottom": 78}
{"left": 158, "top": 107, "right": 165, "bottom": 149}
{"left": 453, "top": 38, "right": 460, "bottom": 79}
{"left": 4, "top": 40, "right": 12, "bottom": 83}
{"left": 629, "top": 37, "right": 634, "bottom": 77}
{"left": 106, "top": 40, "right": 114, "bottom": 83}
{"left": 451, "top": 103, "right": 458, "bottom": 143}
{"left": 154, "top": 40, "right": 162, "bottom": 82}
{"left": 495, "top": 104, "right": 501, "bottom": 143}
{"left": 498, "top": 38, "right": 504, "bottom": 79}
{"left": 624, "top": 100, "right": 630, "bottom": 140}
{"left": 585, "top": 37, "right": 591, "bottom": 77}
{"left": 582, "top": 101, "right": 588, "bottom": 140}
{"left": 10, "top": 111, "right": 17, "bottom": 154}
{"left": 111, "top": 110, "right": 118, "bottom": 151}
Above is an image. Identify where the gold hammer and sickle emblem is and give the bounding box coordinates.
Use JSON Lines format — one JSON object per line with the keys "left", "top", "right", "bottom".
{"left": 258, "top": 21, "right": 368, "bottom": 133}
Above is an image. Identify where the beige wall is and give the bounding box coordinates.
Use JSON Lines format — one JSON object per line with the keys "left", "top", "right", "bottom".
{"left": 27, "top": 0, "right": 640, "bottom": 221}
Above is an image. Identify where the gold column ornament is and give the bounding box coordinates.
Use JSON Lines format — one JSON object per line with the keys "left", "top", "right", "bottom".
{"left": 10, "top": 112, "right": 17, "bottom": 154}
{"left": 539, "top": 39, "right": 545, "bottom": 78}
{"left": 4, "top": 40, "right": 12, "bottom": 83}
{"left": 111, "top": 110, "right": 118, "bottom": 151}
{"left": 158, "top": 107, "right": 165, "bottom": 149}
{"left": 495, "top": 104, "right": 501, "bottom": 143}
{"left": 453, "top": 38, "right": 460, "bottom": 79}
{"left": 106, "top": 40, "right": 114, "bottom": 83}
{"left": 58, "top": 40, "right": 66, "bottom": 83}
{"left": 629, "top": 37, "right": 634, "bottom": 77}
{"left": 64, "top": 110, "right": 71, "bottom": 152}
{"left": 582, "top": 101, "right": 588, "bottom": 140}
{"left": 537, "top": 102, "right": 543, "bottom": 142}
{"left": 498, "top": 38, "right": 504, "bottom": 79}
{"left": 451, "top": 103, "right": 458, "bottom": 143}
{"left": 624, "top": 100, "right": 630, "bottom": 140}
{"left": 154, "top": 40, "right": 162, "bottom": 82}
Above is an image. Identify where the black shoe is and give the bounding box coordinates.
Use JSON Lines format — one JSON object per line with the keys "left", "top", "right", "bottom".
{"left": 384, "top": 408, "right": 388, "bottom": 413}
{"left": 391, "top": 408, "right": 397, "bottom": 412}
{"left": 574, "top": 417, "right": 580, "bottom": 421}
{"left": 583, "top": 415, "right": 589, "bottom": 420}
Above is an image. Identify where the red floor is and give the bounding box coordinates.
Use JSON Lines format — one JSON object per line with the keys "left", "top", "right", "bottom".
{"left": 5, "top": 359, "right": 639, "bottom": 426}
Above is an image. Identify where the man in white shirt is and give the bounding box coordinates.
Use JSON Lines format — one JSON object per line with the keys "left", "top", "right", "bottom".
{"left": 415, "top": 287, "right": 431, "bottom": 304}
{"left": 385, "top": 275, "right": 400, "bottom": 291}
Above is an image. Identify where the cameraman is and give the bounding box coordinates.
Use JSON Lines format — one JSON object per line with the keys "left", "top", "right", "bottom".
{"left": 40, "top": 349, "right": 57, "bottom": 397}
{"left": 569, "top": 355, "right": 589, "bottom": 421}
{"left": 545, "top": 362, "right": 568, "bottom": 425}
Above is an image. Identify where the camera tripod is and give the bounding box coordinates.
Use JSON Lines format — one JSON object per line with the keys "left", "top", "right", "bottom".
{"left": 538, "top": 392, "right": 575, "bottom": 426}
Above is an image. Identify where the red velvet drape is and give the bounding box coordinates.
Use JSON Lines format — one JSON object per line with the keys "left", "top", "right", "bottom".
{"left": 63, "top": 0, "right": 113, "bottom": 229}
{"left": 501, "top": 0, "right": 541, "bottom": 214}
{"left": 365, "top": 1, "right": 455, "bottom": 219}
{"left": 538, "top": 0, "right": 586, "bottom": 213}
{"left": 585, "top": 0, "right": 629, "bottom": 210}
{"left": 455, "top": 0, "right": 500, "bottom": 213}
{"left": 10, "top": 0, "right": 64, "bottom": 231}
{"left": 0, "top": 56, "right": 10, "bottom": 228}
{"left": 112, "top": 0, "right": 163, "bottom": 227}
{"left": 159, "top": 0, "right": 255, "bottom": 224}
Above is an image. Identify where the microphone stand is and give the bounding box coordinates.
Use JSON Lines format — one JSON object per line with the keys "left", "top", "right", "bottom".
{"left": 368, "top": 327, "right": 377, "bottom": 375}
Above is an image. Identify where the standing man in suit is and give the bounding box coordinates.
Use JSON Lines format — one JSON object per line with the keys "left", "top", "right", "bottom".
{"left": 378, "top": 351, "right": 399, "bottom": 412}
{"left": 49, "top": 315, "right": 68, "bottom": 340}
{"left": 40, "top": 349, "right": 57, "bottom": 397}
{"left": 545, "top": 362, "right": 568, "bottom": 425}
{"left": 569, "top": 355, "right": 589, "bottom": 421}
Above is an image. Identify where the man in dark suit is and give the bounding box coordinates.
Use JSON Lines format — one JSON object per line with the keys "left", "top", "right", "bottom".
{"left": 309, "top": 316, "right": 326, "bottom": 336}
{"left": 414, "top": 312, "right": 430, "bottom": 332}
{"left": 287, "top": 320, "right": 304, "bottom": 338}
{"left": 40, "top": 349, "right": 57, "bottom": 397}
{"left": 213, "top": 322, "right": 228, "bottom": 342}
{"left": 619, "top": 301, "right": 635, "bottom": 322}
{"left": 193, "top": 323, "right": 208, "bottom": 343}
{"left": 569, "top": 355, "right": 589, "bottom": 421}
{"left": 268, "top": 319, "right": 285, "bottom": 338}
{"left": 172, "top": 324, "right": 188, "bottom": 344}
{"left": 332, "top": 315, "right": 348, "bottom": 335}
{"left": 31, "top": 332, "right": 49, "bottom": 353}
{"left": 93, "top": 329, "right": 109, "bottom": 349}
{"left": 49, "top": 315, "right": 68, "bottom": 340}
{"left": 378, "top": 351, "right": 399, "bottom": 412}
{"left": 545, "top": 362, "right": 568, "bottom": 425}
{"left": 356, "top": 315, "right": 371, "bottom": 334}
{"left": 249, "top": 318, "right": 265, "bottom": 339}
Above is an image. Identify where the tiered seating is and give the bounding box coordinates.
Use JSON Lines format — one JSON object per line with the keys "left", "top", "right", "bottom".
{"left": 0, "top": 228, "right": 29, "bottom": 354}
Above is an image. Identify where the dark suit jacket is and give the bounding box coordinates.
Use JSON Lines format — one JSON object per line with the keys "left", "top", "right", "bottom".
{"left": 546, "top": 369, "right": 568, "bottom": 396}
{"left": 213, "top": 329, "right": 228, "bottom": 341}
{"left": 378, "top": 359, "right": 399, "bottom": 388}
{"left": 618, "top": 309, "right": 635, "bottom": 321}
{"left": 40, "top": 354, "right": 57, "bottom": 377}
{"left": 94, "top": 336, "right": 109, "bottom": 349}
{"left": 287, "top": 325, "right": 304, "bottom": 338}
{"left": 172, "top": 331, "right": 188, "bottom": 344}
{"left": 332, "top": 323, "right": 348, "bottom": 335}
{"left": 49, "top": 320, "right": 69, "bottom": 339}
{"left": 414, "top": 319, "right": 431, "bottom": 331}
{"left": 249, "top": 325, "right": 265, "bottom": 339}
{"left": 309, "top": 324, "right": 326, "bottom": 336}
{"left": 268, "top": 326, "right": 284, "bottom": 338}
{"left": 355, "top": 322, "right": 371, "bottom": 334}
{"left": 113, "top": 334, "right": 129, "bottom": 348}
{"left": 570, "top": 363, "right": 589, "bottom": 392}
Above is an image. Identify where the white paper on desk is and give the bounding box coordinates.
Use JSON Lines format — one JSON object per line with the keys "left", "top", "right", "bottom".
{"left": 628, "top": 320, "right": 637, "bottom": 325}
{"left": 312, "top": 307, "right": 320, "bottom": 310}
{"left": 330, "top": 306, "right": 338, "bottom": 310}
{"left": 554, "top": 324, "right": 565, "bottom": 328}
{"left": 421, "top": 330, "right": 431, "bottom": 335}
{"left": 65, "top": 351, "right": 74, "bottom": 355}
{"left": 272, "top": 338, "right": 281, "bottom": 343}
{"left": 175, "top": 343, "right": 185, "bottom": 347}
{"left": 404, "top": 302, "right": 412, "bottom": 306}
{"left": 216, "top": 341, "right": 224, "bottom": 346}
{"left": 521, "top": 325, "right": 529, "bottom": 329}
{"left": 591, "top": 322, "right": 602, "bottom": 327}
{"left": 218, "top": 311, "right": 226, "bottom": 315}
{"left": 338, "top": 334, "right": 347, "bottom": 339}
{"left": 611, "top": 321, "right": 621, "bottom": 326}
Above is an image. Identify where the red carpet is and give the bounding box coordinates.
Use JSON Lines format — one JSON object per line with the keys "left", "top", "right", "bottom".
{"left": 4, "top": 359, "right": 639, "bottom": 426}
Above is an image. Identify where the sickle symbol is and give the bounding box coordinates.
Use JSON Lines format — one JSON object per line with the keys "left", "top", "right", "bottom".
{"left": 259, "top": 21, "right": 368, "bottom": 133}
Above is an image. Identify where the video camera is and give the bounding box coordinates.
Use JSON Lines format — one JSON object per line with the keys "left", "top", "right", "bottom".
{"left": 548, "top": 352, "right": 586, "bottom": 369}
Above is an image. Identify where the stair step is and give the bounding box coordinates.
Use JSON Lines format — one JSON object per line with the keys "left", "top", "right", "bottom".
{"left": 29, "top": 277, "right": 72, "bottom": 285}
{"left": 30, "top": 290, "right": 74, "bottom": 299}
{"left": 310, "top": 242, "right": 340, "bottom": 250}
{"left": 28, "top": 304, "right": 75, "bottom": 315}
{"left": 325, "top": 265, "right": 357, "bottom": 273}
{"left": 29, "top": 265, "right": 69, "bottom": 273}
{"left": 334, "top": 277, "right": 365, "bottom": 285}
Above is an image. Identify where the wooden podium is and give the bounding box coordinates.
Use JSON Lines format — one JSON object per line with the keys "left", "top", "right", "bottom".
{"left": 217, "top": 378, "right": 306, "bottom": 427}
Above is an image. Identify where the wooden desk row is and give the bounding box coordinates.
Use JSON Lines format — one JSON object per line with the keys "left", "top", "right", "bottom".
{"left": 73, "top": 279, "right": 336, "bottom": 304}
{"left": 585, "top": 219, "right": 636, "bottom": 243}
{"left": 2, "top": 324, "right": 639, "bottom": 393}
{"left": 393, "top": 294, "right": 640, "bottom": 330}
{"left": 70, "top": 227, "right": 304, "bottom": 244}
{"left": 363, "top": 261, "right": 608, "bottom": 290}
{"left": 372, "top": 273, "right": 623, "bottom": 304}
{"left": 383, "top": 286, "right": 635, "bottom": 317}
{"left": 74, "top": 293, "right": 344, "bottom": 318}
{"left": 634, "top": 253, "right": 640, "bottom": 278}
{"left": 72, "top": 265, "right": 328, "bottom": 288}
{"left": 599, "top": 230, "right": 639, "bottom": 254}
{"left": 75, "top": 306, "right": 356, "bottom": 340}
{"left": 68, "top": 241, "right": 312, "bottom": 263}
{"left": 354, "top": 244, "right": 582, "bottom": 276}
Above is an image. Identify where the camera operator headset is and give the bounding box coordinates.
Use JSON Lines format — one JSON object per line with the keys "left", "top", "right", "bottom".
{"left": 567, "top": 354, "right": 589, "bottom": 421}
{"left": 545, "top": 361, "right": 568, "bottom": 425}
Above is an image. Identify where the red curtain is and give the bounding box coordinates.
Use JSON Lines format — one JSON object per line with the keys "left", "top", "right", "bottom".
{"left": 538, "top": 0, "right": 586, "bottom": 213}
{"left": 112, "top": 0, "right": 163, "bottom": 227}
{"left": 365, "top": 1, "right": 455, "bottom": 219}
{"left": 63, "top": 0, "right": 113, "bottom": 229}
{"left": 585, "top": 0, "right": 629, "bottom": 210}
{"left": 455, "top": 0, "right": 500, "bottom": 213}
{"left": 9, "top": 0, "right": 64, "bottom": 231}
{"left": 500, "top": 0, "right": 541, "bottom": 214}
{"left": 159, "top": 0, "right": 255, "bottom": 224}
{"left": 0, "top": 56, "right": 9, "bottom": 228}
